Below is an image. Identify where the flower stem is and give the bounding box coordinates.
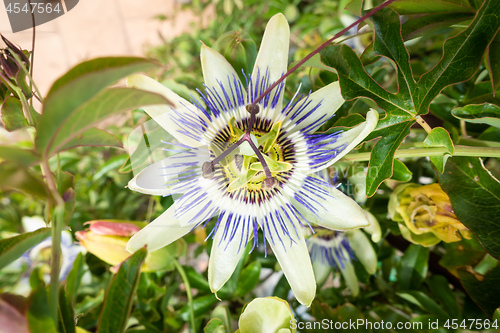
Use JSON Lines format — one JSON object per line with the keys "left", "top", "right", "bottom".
{"left": 174, "top": 260, "right": 196, "bottom": 333}
{"left": 41, "top": 158, "right": 65, "bottom": 325}
{"left": 415, "top": 116, "right": 432, "bottom": 134}
{"left": 341, "top": 145, "right": 500, "bottom": 162}
{"left": 251, "top": 0, "right": 397, "bottom": 106}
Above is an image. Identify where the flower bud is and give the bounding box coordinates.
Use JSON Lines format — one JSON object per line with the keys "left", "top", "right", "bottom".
{"left": 76, "top": 220, "right": 185, "bottom": 272}
{"left": 0, "top": 53, "right": 19, "bottom": 78}
{"left": 237, "top": 297, "right": 296, "bottom": 333}
{"left": 1, "top": 35, "right": 29, "bottom": 64}
{"left": 389, "top": 183, "right": 472, "bottom": 246}
{"left": 212, "top": 31, "right": 257, "bottom": 78}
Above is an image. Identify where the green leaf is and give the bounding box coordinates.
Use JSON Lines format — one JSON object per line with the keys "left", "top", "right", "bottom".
{"left": 458, "top": 265, "right": 500, "bottom": 316}
{"left": 428, "top": 275, "right": 460, "bottom": 318}
{"left": 37, "top": 86, "right": 170, "bottom": 158}
{"left": 204, "top": 318, "right": 225, "bottom": 333}
{"left": 437, "top": 156, "right": 500, "bottom": 259}
{"left": 34, "top": 57, "right": 162, "bottom": 157}
{"left": 0, "top": 162, "right": 49, "bottom": 199}
{"left": 66, "top": 253, "right": 85, "bottom": 306}
{"left": 388, "top": 0, "right": 473, "bottom": 14}
{"left": 213, "top": 30, "right": 257, "bottom": 83}
{"left": 27, "top": 285, "right": 58, "bottom": 333}
{"left": 452, "top": 103, "right": 500, "bottom": 128}
{"left": 312, "top": 302, "right": 368, "bottom": 333}
{"left": 58, "top": 289, "right": 76, "bottom": 333}
{"left": 0, "top": 227, "right": 51, "bottom": 269}
{"left": 236, "top": 261, "right": 261, "bottom": 297}
{"left": 423, "top": 127, "right": 455, "bottom": 172}
{"left": 414, "top": 0, "right": 500, "bottom": 114}
{"left": 1, "top": 96, "right": 27, "bottom": 131}
{"left": 0, "top": 146, "right": 39, "bottom": 167}
{"left": 178, "top": 294, "right": 219, "bottom": 321}
{"left": 97, "top": 247, "right": 147, "bottom": 333}
{"left": 366, "top": 114, "right": 415, "bottom": 196}
{"left": 320, "top": 44, "right": 410, "bottom": 114}
{"left": 92, "top": 155, "right": 129, "bottom": 182}
{"left": 185, "top": 266, "right": 211, "bottom": 293}
{"left": 439, "top": 237, "right": 486, "bottom": 275}
{"left": 487, "top": 31, "right": 500, "bottom": 93}
{"left": 391, "top": 159, "right": 413, "bottom": 182}
{"left": 369, "top": 8, "right": 415, "bottom": 99}
{"left": 399, "top": 244, "right": 429, "bottom": 290}
{"left": 396, "top": 291, "right": 449, "bottom": 319}
{"left": 58, "top": 127, "right": 123, "bottom": 152}
{"left": 402, "top": 12, "right": 475, "bottom": 40}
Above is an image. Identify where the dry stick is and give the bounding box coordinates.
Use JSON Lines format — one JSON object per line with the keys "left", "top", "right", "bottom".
{"left": 251, "top": 0, "right": 397, "bottom": 106}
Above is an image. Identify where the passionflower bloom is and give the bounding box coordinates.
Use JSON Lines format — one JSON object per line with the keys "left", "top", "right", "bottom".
{"left": 306, "top": 209, "right": 379, "bottom": 296}
{"left": 388, "top": 183, "right": 472, "bottom": 246}
{"left": 126, "top": 13, "right": 378, "bottom": 306}
{"left": 4, "top": 216, "right": 83, "bottom": 296}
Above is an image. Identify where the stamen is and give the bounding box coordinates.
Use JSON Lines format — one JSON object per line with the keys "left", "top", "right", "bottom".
{"left": 261, "top": 177, "right": 278, "bottom": 190}
{"left": 202, "top": 161, "right": 215, "bottom": 179}
{"left": 245, "top": 104, "right": 260, "bottom": 114}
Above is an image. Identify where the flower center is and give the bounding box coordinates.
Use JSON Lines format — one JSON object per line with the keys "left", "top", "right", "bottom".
{"left": 203, "top": 105, "right": 294, "bottom": 194}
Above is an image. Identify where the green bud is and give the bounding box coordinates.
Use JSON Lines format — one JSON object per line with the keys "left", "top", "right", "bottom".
{"left": 213, "top": 31, "right": 257, "bottom": 80}
{"left": 237, "top": 297, "right": 296, "bottom": 333}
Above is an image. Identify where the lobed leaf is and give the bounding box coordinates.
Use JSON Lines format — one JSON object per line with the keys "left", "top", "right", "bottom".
{"left": 438, "top": 156, "right": 500, "bottom": 259}
{"left": 414, "top": 0, "right": 500, "bottom": 114}
{"left": 458, "top": 265, "right": 500, "bottom": 316}
{"left": 366, "top": 115, "right": 414, "bottom": 196}
{"left": 423, "top": 127, "right": 455, "bottom": 172}
{"left": 452, "top": 103, "right": 500, "bottom": 128}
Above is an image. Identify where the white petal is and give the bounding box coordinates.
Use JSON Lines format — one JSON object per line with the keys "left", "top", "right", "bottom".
{"left": 126, "top": 205, "right": 193, "bottom": 253}
{"left": 128, "top": 159, "right": 171, "bottom": 196}
{"left": 252, "top": 13, "right": 289, "bottom": 110}
{"left": 127, "top": 74, "right": 208, "bottom": 147}
{"left": 337, "top": 256, "right": 360, "bottom": 297}
{"left": 311, "top": 108, "right": 379, "bottom": 172}
{"left": 284, "top": 81, "right": 344, "bottom": 133}
{"left": 364, "top": 211, "right": 382, "bottom": 243}
{"left": 127, "top": 74, "right": 187, "bottom": 112}
{"left": 266, "top": 223, "right": 316, "bottom": 306}
{"left": 312, "top": 258, "right": 331, "bottom": 286}
{"left": 208, "top": 213, "right": 251, "bottom": 293}
{"left": 201, "top": 45, "right": 245, "bottom": 99}
{"left": 347, "top": 230, "right": 377, "bottom": 275}
{"left": 287, "top": 177, "right": 369, "bottom": 230}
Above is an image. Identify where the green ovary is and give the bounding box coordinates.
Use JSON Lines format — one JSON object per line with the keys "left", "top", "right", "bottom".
{"left": 212, "top": 117, "right": 292, "bottom": 193}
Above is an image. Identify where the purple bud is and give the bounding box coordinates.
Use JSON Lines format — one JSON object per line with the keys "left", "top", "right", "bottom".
{"left": 0, "top": 54, "right": 19, "bottom": 78}
{"left": 1, "top": 34, "right": 29, "bottom": 64}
